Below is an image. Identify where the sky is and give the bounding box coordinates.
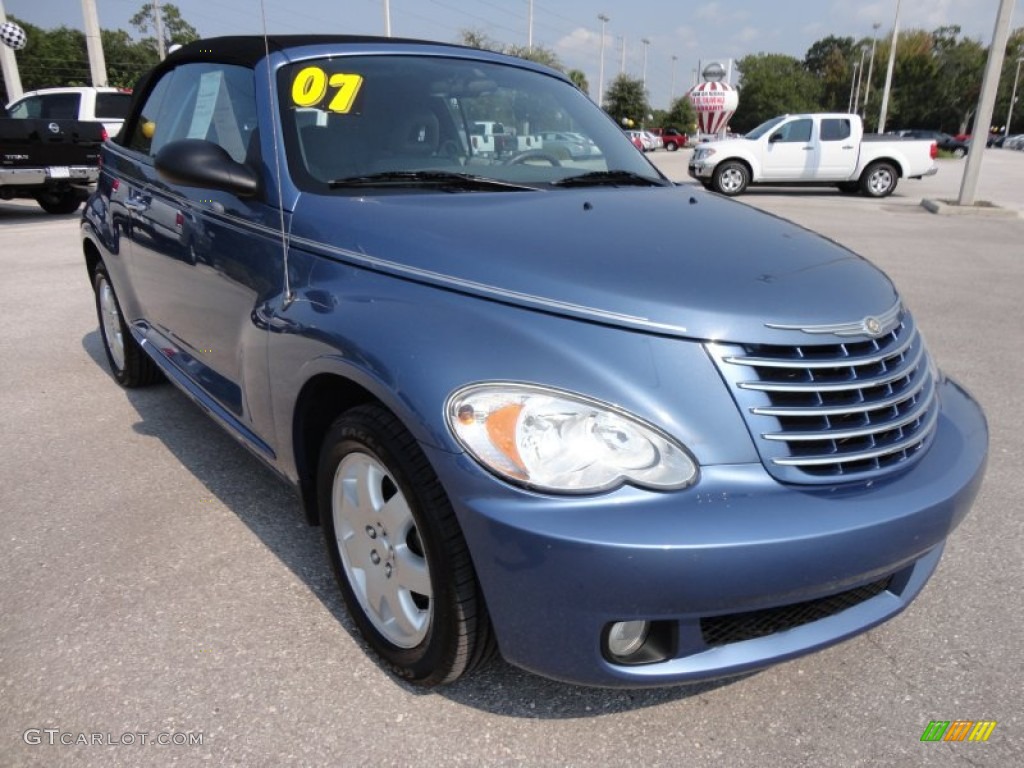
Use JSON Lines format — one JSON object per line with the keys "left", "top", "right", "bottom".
{"left": 3, "top": 0, "right": 1022, "bottom": 108}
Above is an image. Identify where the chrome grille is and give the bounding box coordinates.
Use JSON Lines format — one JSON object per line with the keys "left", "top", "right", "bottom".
{"left": 708, "top": 311, "right": 940, "bottom": 484}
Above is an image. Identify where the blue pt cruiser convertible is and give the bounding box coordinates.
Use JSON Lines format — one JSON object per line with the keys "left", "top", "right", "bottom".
{"left": 81, "top": 36, "right": 987, "bottom": 687}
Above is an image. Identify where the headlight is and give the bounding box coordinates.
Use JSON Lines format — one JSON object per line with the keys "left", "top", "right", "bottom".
{"left": 695, "top": 148, "right": 716, "bottom": 161}
{"left": 446, "top": 383, "right": 698, "bottom": 494}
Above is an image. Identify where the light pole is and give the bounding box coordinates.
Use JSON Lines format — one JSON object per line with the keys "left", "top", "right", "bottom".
{"left": 641, "top": 38, "right": 650, "bottom": 88}
{"left": 848, "top": 61, "right": 860, "bottom": 113}
{"left": 1006, "top": 57, "right": 1024, "bottom": 138}
{"left": 863, "top": 23, "right": 880, "bottom": 122}
{"left": 597, "top": 13, "right": 609, "bottom": 106}
{"left": 527, "top": 0, "right": 533, "bottom": 51}
{"left": 852, "top": 47, "right": 867, "bottom": 114}
{"left": 671, "top": 55, "right": 678, "bottom": 101}
{"left": 383, "top": 0, "right": 391, "bottom": 37}
{"left": 619, "top": 35, "right": 626, "bottom": 75}
{"left": 877, "top": 0, "right": 902, "bottom": 134}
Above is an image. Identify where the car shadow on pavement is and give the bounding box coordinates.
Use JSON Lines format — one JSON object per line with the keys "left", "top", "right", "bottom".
{"left": 81, "top": 329, "right": 751, "bottom": 716}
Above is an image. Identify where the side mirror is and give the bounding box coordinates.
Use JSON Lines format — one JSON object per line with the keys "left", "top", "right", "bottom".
{"left": 768, "top": 132, "right": 783, "bottom": 143}
{"left": 155, "top": 139, "right": 259, "bottom": 197}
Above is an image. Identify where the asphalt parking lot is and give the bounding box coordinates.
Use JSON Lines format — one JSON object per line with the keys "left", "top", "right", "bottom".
{"left": 1, "top": 149, "right": 1021, "bottom": 768}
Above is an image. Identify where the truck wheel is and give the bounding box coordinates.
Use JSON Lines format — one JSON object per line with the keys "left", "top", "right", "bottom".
{"left": 93, "top": 264, "right": 163, "bottom": 387}
{"left": 666, "top": 141, "right": 678, "bottom": 152}
{"left": 36, "top": 190, "right": 82, "bottom": 215}
{"left": 318, "top": 404, "right": 495, "bottom": 686}
{"left": 712, "top": 161, "right": 749, "bottom": 196}
{"left": 952, "top": 147, "right": 967, "bottom": 158}
{"left": 860, "top": 162, "right": 898, "bottom": 198}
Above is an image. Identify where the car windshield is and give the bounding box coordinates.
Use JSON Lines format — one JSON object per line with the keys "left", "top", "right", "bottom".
{"left": 279, "top": 55, "right": 666, "bottom": 192}
{"left": 744, "top": 115, "right": 787, "bottom": 140}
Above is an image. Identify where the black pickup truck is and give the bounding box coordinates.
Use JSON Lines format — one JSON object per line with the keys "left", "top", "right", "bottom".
{"left": 0, "top": 117, "right": 105, "bottom": 214}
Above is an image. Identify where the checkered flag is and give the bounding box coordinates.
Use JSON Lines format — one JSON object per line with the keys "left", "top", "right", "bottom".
{"left": 1, "top": 21, "right": 28, "bottom": 51}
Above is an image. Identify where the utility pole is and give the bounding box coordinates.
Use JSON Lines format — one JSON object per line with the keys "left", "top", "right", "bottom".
{"left": 619, "top": 36, "right": 626, "bottom": 75}
{"left": 81, "top": 0, "right": 108, "bottom": 87}
{"left": 0, "top": 0, "right": 24, "bottom": 102}
{"left": 597, "top": 14, "right": 609, "bottom": 107}
{"left": 527, "top": 0, "right": 533, "bottom": 51}
{"left": 383, "top": 0, "right": 391, "bottom": 37}
{"left": 670, "top": 55, "right": 678, "bottom": 101}
{"left": 1006, "top": 57, "right": 1023, "bottom": 138}
{"left": 641, "top": 38, "right": 650, "bottom": 88}
{"left": 959, "top": 0, "right": 1017, "bottom": 206}
{"left": 152, "top": 0, "right": 166, "bottom": 60}
{"left": 877, "top": 0, "right": 901, "bottom": 134}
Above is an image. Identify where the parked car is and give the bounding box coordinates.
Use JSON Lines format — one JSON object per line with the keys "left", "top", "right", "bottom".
{"left": 690, "top": 113, "right": 938, "bottom": 197}
{"left": 651, "top": 126, "right": 688, "bottom": 150}
{"left": 897, "top": 129, "right": 969, "bottom": 158}
{"left": 641, "top": 130, "right": 663, "bottom": 151}
{"left": 537, "top": 130, "right": 600, "bottom": 159}
{"left": 5, "top": 86, "right": 132, "bottom": 138}
{"left": 626, "top": 129, "right": 653, "bottom": 151}
{"left": 82, "top": 36, "right": 987, "bottom": 689}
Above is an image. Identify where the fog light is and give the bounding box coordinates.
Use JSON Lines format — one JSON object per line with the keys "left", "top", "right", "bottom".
{"left": 607, "top": 620, "right": 650, "bottom": 658}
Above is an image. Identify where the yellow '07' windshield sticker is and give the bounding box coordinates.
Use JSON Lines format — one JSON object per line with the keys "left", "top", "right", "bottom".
{"left": 291, "top": 67, "right": 364, "bottom": 113}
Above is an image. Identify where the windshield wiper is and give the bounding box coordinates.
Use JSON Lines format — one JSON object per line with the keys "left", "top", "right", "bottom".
{"left": 328, "top": 170, "right": 538, "bottom": 191}
{"left": 551, "top": 170, "right": 669, "bottom": 188}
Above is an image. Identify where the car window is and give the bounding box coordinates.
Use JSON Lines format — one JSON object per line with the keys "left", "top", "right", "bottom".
{"left": 820, "top": 119, "right": 851, "bottom": 141}
{"left": 279, "top": 55, "right": 658, "bottom": 191}
{"left": 127, "top": 62, "right": 257, "bottom": 164}
{"left": 8, "top": 93, "right": 81, "bottom": 120}
{"left": 774, "top": 119, "right": 812, "bottom": 143}
{"left": 95, "top": 92, "right": 133, "bottom": 119}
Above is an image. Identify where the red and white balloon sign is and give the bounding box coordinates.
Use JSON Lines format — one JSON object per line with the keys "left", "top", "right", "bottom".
{"left": 688, "top": 80, "right": 738, "bottom": 135}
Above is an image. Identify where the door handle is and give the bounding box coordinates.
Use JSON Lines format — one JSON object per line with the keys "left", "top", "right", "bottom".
{"left": 124, "top": 198, "right": 149, "bottom": 213}
{"left": 802, "top": 146, "right": 814, "bottom": 150}
{"left": 842, "top": 145, "right": 854, "bottom": 149}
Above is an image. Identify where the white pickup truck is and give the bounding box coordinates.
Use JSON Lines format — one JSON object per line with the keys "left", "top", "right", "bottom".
{"left": 688, "top": 113, "right": 938, "bottom": 197}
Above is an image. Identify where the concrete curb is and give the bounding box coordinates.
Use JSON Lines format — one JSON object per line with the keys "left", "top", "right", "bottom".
{"left": 920, "top": 198, "right": 1020, "bottom": 217}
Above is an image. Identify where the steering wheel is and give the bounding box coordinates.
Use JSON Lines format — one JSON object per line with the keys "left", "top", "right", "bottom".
{"left": 503, "top": 150, "right": 562, "bottom": 167}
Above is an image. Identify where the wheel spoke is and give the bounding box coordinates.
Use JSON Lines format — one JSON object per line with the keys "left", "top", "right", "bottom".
{"left": 395, "top": 546, "right": 431, "bottom": 597}
{"left": 391, "top": 590, "right": 427, "bottom": 638}
{"left": 378, "top": 490, "right": 411, "bottom": 537}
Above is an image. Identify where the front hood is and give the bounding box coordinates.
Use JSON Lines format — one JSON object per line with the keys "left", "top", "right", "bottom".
{"left": 290, "top": 186, "right": 898, "bottom": 344}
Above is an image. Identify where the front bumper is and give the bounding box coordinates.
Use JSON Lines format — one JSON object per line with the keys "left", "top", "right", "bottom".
{"left": 688, "top": 160, "right": 715, "bottom": 180}
{"left": 426, "top": 378, "right": 986, "bottom": 687}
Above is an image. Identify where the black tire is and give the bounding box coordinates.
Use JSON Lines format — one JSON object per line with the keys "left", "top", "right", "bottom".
{"left": 837, "top": 182, "right": 860, "bottom": 195}
{"left": 952, "top": 147, "right": 967, "bottom": 158}
{"left": 36, "top": 190, "right": 82, "bottom": 215}
{"left": 859, "top": 161, "right": 898, "bottom": 198}
{"left": 93, "top": 264, "right": 163, "bottom": 387}
{"left": 666, "top": 141, "right": 678, "bottom": 152}
{"left": 318, "top": 405, "right": 495, "bottom": 686}
{"left": 711, "top": 160, "right": 749, "bottom": 196}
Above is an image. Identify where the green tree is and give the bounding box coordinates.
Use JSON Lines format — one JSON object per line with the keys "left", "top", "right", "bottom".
{"left": 732, "top": 54, "right": 821, "bottom": 132}
{"left": 804, "top": 35, "right": 858, "bottom": 112}
{"left": 130, "top": 2, "right": 199, "bottom": 54}
{"left": 457, "top": 28, "right": 501, "bottom": 52}
{"left": 102, "top": 28, "right": 159, "bottom": 89}
{"left": 602, "top": 74, "right": 648, "bottom": 127}
{"left": 505, "top": 44, "right": 562, "bottom": 71}
{"left": 566, "top": 68, "right": 589, "bottom": 95}
{"left": 995, "top": 27, "right": 1024, "bottom": 134}
{"left": 660, "top": 95, "right": 697, "bottom": 132}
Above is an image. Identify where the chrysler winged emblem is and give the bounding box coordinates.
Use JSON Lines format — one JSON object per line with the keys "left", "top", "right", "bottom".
{"left": 47, "top": 122, "right": 60, "bottom": 134}
{"left": 766, "top": 301, "right": 901, "bottom": 338}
